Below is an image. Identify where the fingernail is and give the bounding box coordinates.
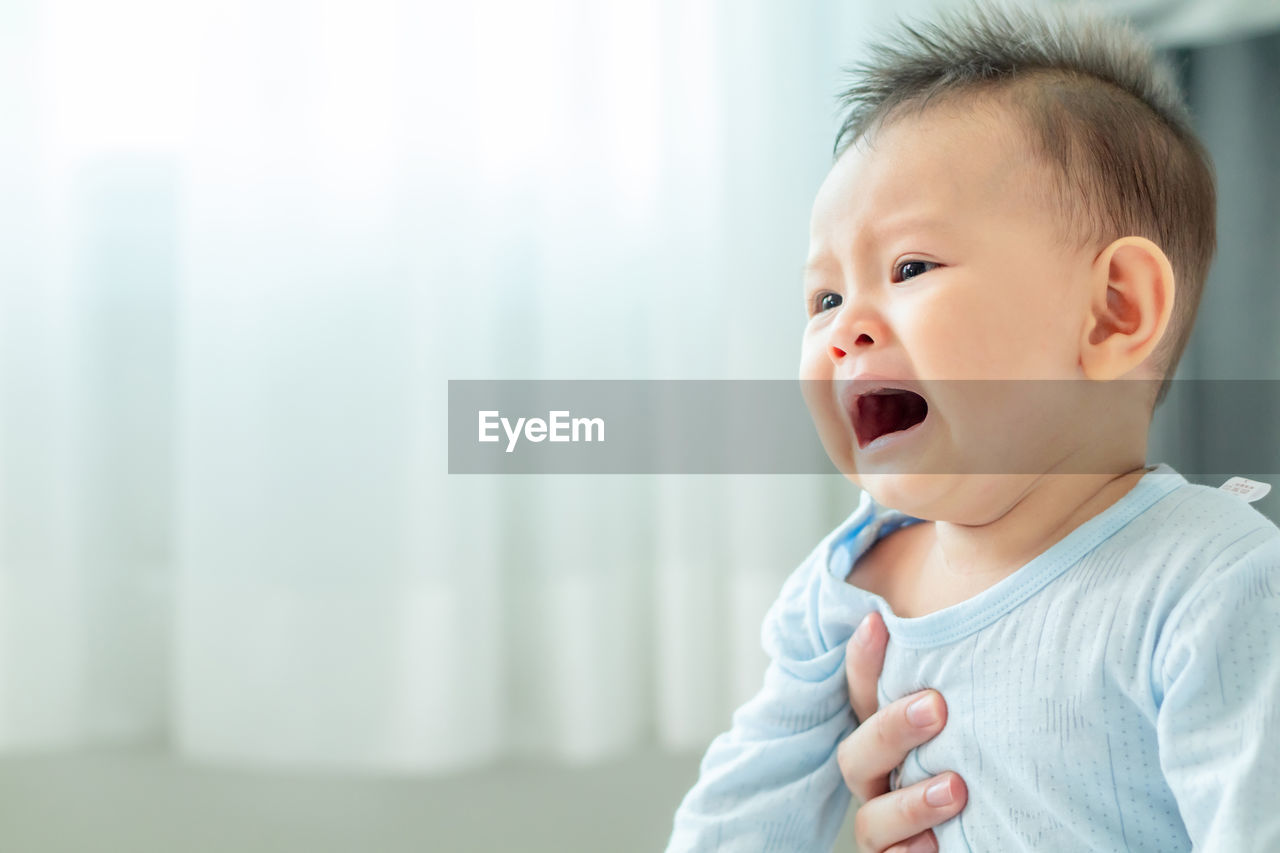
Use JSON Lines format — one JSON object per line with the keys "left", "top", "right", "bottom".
{"left": 906, "top": 834, "right": 937, "bottom": 853}
{"left": 853, "top": 614, "right": 872, "bottom": 646}
{"left": 925, "top": 778, "right": 954, "bottom": 807}
{"left": 907, "top": 694, "right": 940, "bottom": 727}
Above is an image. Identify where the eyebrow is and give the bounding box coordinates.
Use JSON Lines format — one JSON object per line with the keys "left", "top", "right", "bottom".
{"left": 803, "top": 214, "right": 950, "bottom": 277}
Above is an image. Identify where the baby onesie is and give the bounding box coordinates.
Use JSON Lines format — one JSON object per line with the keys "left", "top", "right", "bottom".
{"left": 666, "top": 463, "right": 1280, "bottom": 851}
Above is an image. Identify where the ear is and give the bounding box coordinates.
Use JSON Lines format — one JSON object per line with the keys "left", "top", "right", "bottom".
{"left": 1079, "top": 236, "right": 1175, "bottom": 381}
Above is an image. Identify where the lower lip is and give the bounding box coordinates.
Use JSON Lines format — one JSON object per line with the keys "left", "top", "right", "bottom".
{"left": 857, "top": 415, "right": 928, "bottom": 454}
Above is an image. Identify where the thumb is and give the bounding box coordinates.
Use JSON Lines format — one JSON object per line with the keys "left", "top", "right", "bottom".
{"left": 845, "top": 610, "right": 888, "bottom": 724}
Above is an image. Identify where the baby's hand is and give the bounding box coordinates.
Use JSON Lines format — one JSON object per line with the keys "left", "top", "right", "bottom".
{"left": 839, "top": 612, "right": 967, "bottom": 853}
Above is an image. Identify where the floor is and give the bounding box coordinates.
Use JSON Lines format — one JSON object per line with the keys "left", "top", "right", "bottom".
{"left": 0, "top": 743, "right": 863, "bottom": 851}
{"left": 0, "top": 745, "right": 710, "bottom": 852}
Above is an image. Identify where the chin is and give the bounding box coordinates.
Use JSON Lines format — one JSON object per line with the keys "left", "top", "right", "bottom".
{"left": 857, "top": 472, "right": 952, "bottom": 518}
{"left": 863, "top": 472, "right": 1047, "bottom": 526}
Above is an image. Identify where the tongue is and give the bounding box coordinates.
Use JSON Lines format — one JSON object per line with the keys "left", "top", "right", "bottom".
{"left": 856, "top": 391, "right": 927, "bottom": 447}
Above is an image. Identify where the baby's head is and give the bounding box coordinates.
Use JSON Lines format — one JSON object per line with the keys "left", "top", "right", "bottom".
{"left": 800, "top": 1, "right": 1216, "bottom": 519}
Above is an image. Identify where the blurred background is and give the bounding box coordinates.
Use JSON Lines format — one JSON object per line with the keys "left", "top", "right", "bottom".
{"left": 1, "top": 0, "right": 1277, "bottom": 850}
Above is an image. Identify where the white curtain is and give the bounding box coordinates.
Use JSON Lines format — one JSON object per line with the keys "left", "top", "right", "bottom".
{"left": 3, "top": 0, "right": 1270, "bottom": 777}
{"left": 0, "top": 0, "right": 887, "bottom": 774}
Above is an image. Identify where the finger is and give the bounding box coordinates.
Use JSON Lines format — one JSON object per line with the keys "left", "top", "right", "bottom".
{"left": 883, "top": 830, "right": 938, "bottom": 853}
{"left": 852, "top": 772, "right": 967, "bottom": 853}
{"left": 845, "top": 610, "right": 889, "bottom": 724}
{"left": 837, "top": 689, "right": 948, "bottom": 803}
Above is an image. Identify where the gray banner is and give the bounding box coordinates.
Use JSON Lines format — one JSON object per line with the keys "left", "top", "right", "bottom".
{"left": 447, "top": 379, "right": 1280, "bottom": 475}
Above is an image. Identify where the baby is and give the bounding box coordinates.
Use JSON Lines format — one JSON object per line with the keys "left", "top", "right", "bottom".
{"left": 666, "top": 2, "right": 1280, "bottom": 851}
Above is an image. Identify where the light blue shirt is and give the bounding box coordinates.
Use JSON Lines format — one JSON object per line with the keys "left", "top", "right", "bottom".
{"left": 666, "top": 464, "right": 1280, "bottom": 851}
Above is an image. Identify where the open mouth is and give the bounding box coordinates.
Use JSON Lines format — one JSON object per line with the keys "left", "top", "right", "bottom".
{"left": 853, "top": 389, "right": 929, "bottom": 449}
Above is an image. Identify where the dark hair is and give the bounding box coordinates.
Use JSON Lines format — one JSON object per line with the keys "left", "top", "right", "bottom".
{"left": 832, "top": 0, "right": 1216, "bottom": 407}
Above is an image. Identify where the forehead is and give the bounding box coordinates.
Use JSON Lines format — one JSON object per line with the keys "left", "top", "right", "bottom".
{"left": 809, "top": 103, "right": 1048, "bottom": 248}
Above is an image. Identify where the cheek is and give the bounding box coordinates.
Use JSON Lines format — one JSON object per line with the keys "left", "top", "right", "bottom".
{"left": 799, "top": 336, "right": 836, "bottom": 420}
{"left": 796, "top": 341, "right": 854, "bottom": 461}
{"left": 798, "top": 331, "right": 830, "bottom": 378}
{"left": 911, "top": 300, "right": 1002, "bottom": 377}
{"left": 916, "top": 289, "right": 1067, "bottom": 377}
{"left": 992, "top": 273, "right": 1082, "bottom": 357}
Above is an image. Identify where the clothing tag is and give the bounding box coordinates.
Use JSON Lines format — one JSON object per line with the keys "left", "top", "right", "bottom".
{"left": 1219, "top": 477, "right": 1272, "bottom": 503}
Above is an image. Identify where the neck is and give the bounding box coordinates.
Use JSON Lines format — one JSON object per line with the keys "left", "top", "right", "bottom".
{"left": 924, "top": 451, "right": 1151, "bottom": 581}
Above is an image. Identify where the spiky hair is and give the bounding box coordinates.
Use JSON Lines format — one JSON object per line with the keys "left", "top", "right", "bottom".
{"left": 833, "top": 1, "right": 1216, "bottom": 407}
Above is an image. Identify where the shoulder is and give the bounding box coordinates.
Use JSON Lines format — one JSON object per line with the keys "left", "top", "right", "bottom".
{"left": 1079, "top": 478, "right": 1277, "bottom": 617}
{"left": 1144, "top": 482, "right": 1280, "bottom": 682}
{"left": 1142, "top": 480, "right": 1280, "bottom": 581}
{"left": 1122, "top": 478, "right": 1279, "bottom": 578}
{"left": 762, "top": 491, "right": 886, "bottom": 663}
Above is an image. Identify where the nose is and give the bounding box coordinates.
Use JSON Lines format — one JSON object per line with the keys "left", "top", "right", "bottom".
{"left": 829, "top": 307, "right": 885, "bottom": 360}
{"left": 830, "top": 332, "right": 875, "bottom": 359}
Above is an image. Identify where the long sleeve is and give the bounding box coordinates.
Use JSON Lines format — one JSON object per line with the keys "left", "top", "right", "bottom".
{"left": 1154, "top": 535, "right": 1280, "bottom": 851}
{"left": 664, "top": 553, "right": 863, "bottom": 853}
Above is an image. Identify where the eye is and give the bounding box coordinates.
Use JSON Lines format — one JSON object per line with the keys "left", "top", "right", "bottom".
{"left": 893, "top": 259, "right": 938, "bottom": 282}
{"left": 810, "top": 292, "right": 842, "bottom": 315}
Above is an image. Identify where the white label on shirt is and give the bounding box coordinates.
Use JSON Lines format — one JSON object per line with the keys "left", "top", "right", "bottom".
{"left": 1219, "top": 477, "right": 1272, "bottom": 503}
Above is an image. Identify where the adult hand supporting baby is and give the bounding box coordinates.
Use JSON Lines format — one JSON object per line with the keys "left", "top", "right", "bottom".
{"left": 839, "top": 611, "right": 967, "bottom": 853}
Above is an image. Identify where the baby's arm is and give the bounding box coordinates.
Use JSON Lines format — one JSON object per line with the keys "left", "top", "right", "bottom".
{"left": 1154, "top": 535, "right": 1280, "bottom": 850}
{"left": 665, "top": 555, "right": 860, "bottom": 853}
